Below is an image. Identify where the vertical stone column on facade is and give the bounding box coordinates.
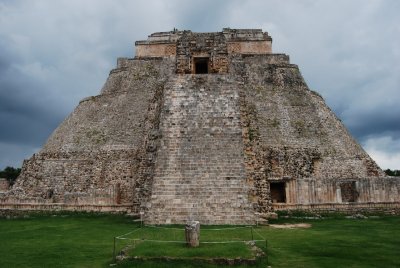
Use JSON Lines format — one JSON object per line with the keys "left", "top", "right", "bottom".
{"left": 114, "top": 183, "right": 121, "bottom": 204}
{"left": 238, "top": 79, "right": 272, "bottom": 215}
{"left": 132, "top": 80, "right": 166, "bottom": 212}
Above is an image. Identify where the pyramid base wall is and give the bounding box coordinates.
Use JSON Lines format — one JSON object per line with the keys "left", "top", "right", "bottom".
{"left": 0, "top": 200, "right": 399, "bottom": 218}
{"left": 2, "top": 177, "right": 400, "bottom": 219}
{"left": 279, "top": 177, "right": 400, "bottom": 205}
{"left": 0, "top": 203, "right": 134, "bottom": 213}
{"left": 273, "top": 202, "right": 400, "bottom": 215}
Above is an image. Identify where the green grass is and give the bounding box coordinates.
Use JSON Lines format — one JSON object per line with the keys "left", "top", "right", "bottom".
{"left": 263, "top": 217, "right": 400, "bottom": 268}
{"left": 129, "top": 241, "right": 253, "bottom": 259}
{"left": 0, "top": 212, "right": 399, "bottom": 267}
{"left": 0, "top": 212, "right": 134, "bottom": 267}
{"left": 117, "top": 226, "right": 258, "bottom": 259}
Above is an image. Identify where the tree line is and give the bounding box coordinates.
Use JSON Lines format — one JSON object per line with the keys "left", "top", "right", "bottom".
{"left": 0, "top": 166, "right": 21, "bottom": 185}
{"left": 384, "top": 169, "right": 400, "bottom": 177}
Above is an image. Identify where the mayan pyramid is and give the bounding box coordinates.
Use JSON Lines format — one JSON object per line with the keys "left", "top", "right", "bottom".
{"left": 3, "top": 28, "right": 399, "bottom": 224}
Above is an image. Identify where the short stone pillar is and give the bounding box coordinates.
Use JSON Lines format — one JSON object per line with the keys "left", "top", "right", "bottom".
{"left": 185, "top": 221, "right": 200, "bottom": 247}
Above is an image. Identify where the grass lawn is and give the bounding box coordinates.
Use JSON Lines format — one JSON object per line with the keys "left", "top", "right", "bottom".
{"left": 264, "top": 216, "right": 400, "bottom": 268}
{"left": 116, "top": 225, "right": 258, "bottom": 259}
{"left": 0, "top": 212, "right": 399, "bottom": 267}
{"left": 0, "top": 212, "right": 134, "bottom": 267}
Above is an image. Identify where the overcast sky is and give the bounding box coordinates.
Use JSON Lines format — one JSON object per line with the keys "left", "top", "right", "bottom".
{"left": 0, "top": 0, "right": 399, "bottom": 170}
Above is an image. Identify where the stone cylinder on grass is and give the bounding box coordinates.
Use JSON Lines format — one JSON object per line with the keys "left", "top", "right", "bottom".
{"left": 185, "top": 221, "right": 200, "bottom": 247}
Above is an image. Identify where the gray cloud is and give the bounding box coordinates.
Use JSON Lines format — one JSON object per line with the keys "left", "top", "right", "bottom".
{"left": 0, "top": 43, "right": 63, "bottom": 146}
{"left": 0, "top": 0, "right": 399, "bottom": 169}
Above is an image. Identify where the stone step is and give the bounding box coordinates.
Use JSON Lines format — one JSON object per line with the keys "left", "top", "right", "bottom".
{"left": 152, "top": 179, "right": 246, "bottom": 183}
{"left": 148, "top": 207, "right": 253, "bottom": 213}
{"left": 150, "top": 186, "right": 249, "bottom": 191}
{"left": 149, "top": 201, "right": 252, "bottom": 206}
{"left": 148, "top": 209, "right": 253, "bottom": 214}
{"left": 146, "top": 75, "right": 255, "bottom": 225}
{"left": 150, "top": 195, "right": 249, "bottom": 200}
{"left": 151, "top": 181, "right": 246, "bottom": 185}
{"left": 150, "top": 194, "right": 249, "bottom": 199}
{"left": 148, "top": 217, "right": 253, "bottom": 222}
{"left": 147, "top": 211, "right": 255, "bottom": 218}
{"left": 150, "top": 200, "right": 250, "bottom": 205}
{"left": 149, "top": 205, "right": 252, "bottom": 210}
{"left": 150, "top": 196, "right": 249, "bottom": 200}
{"left": 151, "top": 184, "right": 248, "bottom": 189}
{"left": 151, "top": 186, "right": 248, "bottom": 191}
{"left": 150, "top": 190, "right": 249, "bottom": 194}
{"left": 146, "top": 216, "right": 255, "bottom": 225}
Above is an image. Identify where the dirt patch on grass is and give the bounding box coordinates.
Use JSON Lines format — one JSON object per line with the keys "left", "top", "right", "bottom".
{"left": 269, "top": 223, "right": 311, "bottom": 229}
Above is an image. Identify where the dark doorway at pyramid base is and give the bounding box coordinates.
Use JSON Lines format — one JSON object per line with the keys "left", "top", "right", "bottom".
{"left": 194, "top": 58, "right": 209, "bottom": 74}
{"left": 340, "top": 181, "right": 358, "bottom": 202}
{"left": 270, "top": 182, "right": 286, "bottom": 203}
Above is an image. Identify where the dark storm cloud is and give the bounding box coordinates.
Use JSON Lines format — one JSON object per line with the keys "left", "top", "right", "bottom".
{"left": 0, "top": 0, "right": 399, "bottom": 169}
{"left": 344, "top": 108, "right": 400, "bottom": 141}
{"left": 0, "top": 41, "right": 65, "bottom": 146}
{"left": 0, "top": 85, "right": 63, "bottom": 146}
{"left": 0, "top": 0, "right": 177, "bottom": 168}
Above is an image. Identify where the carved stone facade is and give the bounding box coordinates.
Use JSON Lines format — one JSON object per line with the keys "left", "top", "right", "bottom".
{"left": 1, "top": 29, "right": 399, "bottom": 224}
{"left": 136, "top": 28, "right": 272, "bottom": 75}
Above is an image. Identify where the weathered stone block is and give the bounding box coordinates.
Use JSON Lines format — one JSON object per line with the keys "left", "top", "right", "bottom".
{"left": 185, "top": 221, "right": 200, "bottom": 247}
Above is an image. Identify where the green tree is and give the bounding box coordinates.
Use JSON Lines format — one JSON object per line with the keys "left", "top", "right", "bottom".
{"left": 0, "top": 166, "right": 21, "bottom": 185}
{"left": 384, "top": 169, "right": 400, "bottom": 176}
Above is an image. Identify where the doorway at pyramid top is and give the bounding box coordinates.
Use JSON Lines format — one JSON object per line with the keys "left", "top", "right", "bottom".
{"left": 176, "top": 32, "right": 229, "bottom": 74}
{"left": 193, "top": 57, "right": 209, "bottom": 74}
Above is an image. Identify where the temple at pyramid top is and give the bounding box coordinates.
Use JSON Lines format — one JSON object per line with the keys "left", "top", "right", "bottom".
{"left": 134, "top": 28, "right": 273, "bottom": 74}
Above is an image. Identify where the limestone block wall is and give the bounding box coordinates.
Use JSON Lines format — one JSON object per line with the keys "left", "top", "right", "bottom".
{"left": 135, "top": 43, "right": 176, "bottom": 58}
{"left": 10, "top": 151, "right": 136, "bottom": 204}
{"left": 356, "top": 177, "right": 400, "bottom": 202}
{"left": 228, "top": 53, "right": 399, "bottom": 211}
{"left": 7, "top": 58, "right": 173, "bottom": 209}
{"left": 0, "top": 203, "right": 133, "bottom": 213}
{"left": 223, "top": 28, "right": 272, "bottom": 42}
{"left": 224, "top": 28, "right": 272, "bottom": 54}
{"left": 227, "top": 41, "right": 271, "bottom": 54}
{"left": 134, "top": 31, "right": 180, "bottom": 58}
{"left": 175, "top": 32, "right": 229, "bottom": 74}
{"left": 134, "top": 28, "right": 273, "bottom": 64}
{"left": 240, "top": 55, "right": 385, "bottom": 181}
{"left": 146, "top": 74, "right": 255, "bottom": 224}
{"left": 290, "top": 177, "right": 400, "bottom": 204}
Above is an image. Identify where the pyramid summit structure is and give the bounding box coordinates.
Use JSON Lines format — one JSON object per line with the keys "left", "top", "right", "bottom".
{"left": 1, "top": 28, "right": 399, "bottom": 224}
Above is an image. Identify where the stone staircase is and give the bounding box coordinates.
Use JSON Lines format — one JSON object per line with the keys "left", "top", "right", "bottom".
{"left": 145, "top": 74, "right": 255, "bottom": 225}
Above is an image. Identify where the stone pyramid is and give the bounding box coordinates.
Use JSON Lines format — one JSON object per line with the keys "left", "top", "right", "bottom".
{"left": 3, "top": 28, "right": 399, "bottom": 224}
